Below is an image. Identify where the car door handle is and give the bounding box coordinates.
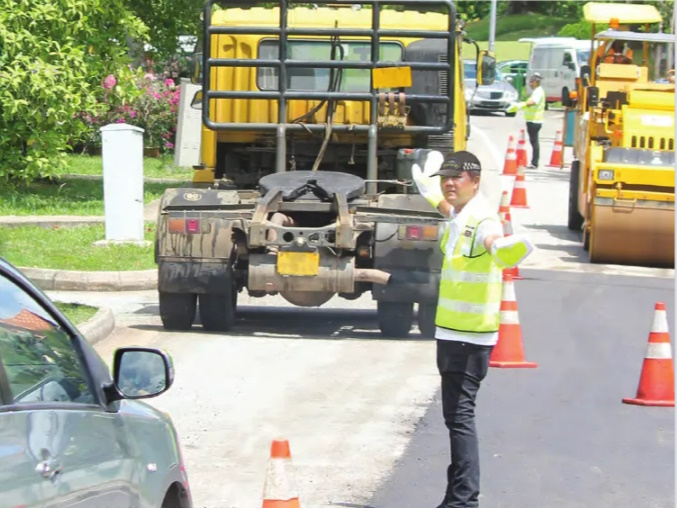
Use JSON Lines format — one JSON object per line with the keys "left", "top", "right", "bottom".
{"left": 35, "top": 458, "right": 63, "bottom": 480}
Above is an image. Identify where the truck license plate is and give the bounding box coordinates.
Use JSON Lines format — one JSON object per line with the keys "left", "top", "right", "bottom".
{"left": 277, "top": 251, "right": 320, "bottom": 276}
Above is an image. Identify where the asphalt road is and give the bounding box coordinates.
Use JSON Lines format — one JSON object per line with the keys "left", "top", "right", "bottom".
{"left": 370, "top": 269, "right": 675, "bottom": 508}
{"left": 47, "top": 109, "right": 676, "bottom": 508}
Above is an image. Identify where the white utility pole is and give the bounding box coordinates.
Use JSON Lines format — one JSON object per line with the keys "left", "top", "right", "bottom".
{"left": 488, "top": 0, "right": 497, "bottom": 53}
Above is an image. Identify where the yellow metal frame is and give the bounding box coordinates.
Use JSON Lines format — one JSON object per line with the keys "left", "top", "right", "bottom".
{"left": 592, "top": 163, "right": 675, "bottom": 188}
{"left": 197, "top": 5, "right": 469, "bottom": 178}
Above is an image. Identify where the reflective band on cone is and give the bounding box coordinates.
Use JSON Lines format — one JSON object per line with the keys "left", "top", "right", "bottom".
{"left": 501, "top": 212, "right": 523, "bottom": 280}
{"left": 498, "top": 191, "right": 510, "bottom": 221}
{"left": 623, "top": 302, "right": 675, "bottom": 407}
{"left": 548, "top": 130, "right": 563, "bottom": 168}
{"left": 510, "top": 165, "right": 529, "bottom": 208}
{"left": 490, "top": 273, "right": 538, "bottom": 368}
{"left": 262, "top": 439, "right": 302, "bottom": 508}
{"left": 502, "top": 135, "right": 517, "bottom": 175}
{"left": 516, "top": 129, "right": 528, "bottom": 168}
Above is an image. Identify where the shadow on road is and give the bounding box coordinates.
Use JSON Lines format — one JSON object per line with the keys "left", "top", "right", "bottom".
{"left": 524, "top": 168, "right": 571, "bottom": 183}
{"left": 129, "top": 304, "right": 433, "bottom": 342}
{"left": 521, "top": 223, "right": 582, "bottom": 243}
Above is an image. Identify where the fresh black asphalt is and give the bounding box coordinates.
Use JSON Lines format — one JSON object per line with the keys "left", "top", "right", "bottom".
{"left": 369, "top": 268, "right": 675, "bottom": 508}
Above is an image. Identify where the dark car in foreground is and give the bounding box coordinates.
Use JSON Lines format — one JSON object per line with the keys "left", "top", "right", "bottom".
{"left": 0, "top": 255, "right": 192, "bottom": 508}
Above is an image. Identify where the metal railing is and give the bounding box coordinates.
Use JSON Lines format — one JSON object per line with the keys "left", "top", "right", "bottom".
{"left": 201, "top": 0, "right": 457, "bottom": 187}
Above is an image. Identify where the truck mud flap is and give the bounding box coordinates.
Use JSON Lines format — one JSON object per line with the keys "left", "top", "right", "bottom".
{"left": 158, "top": 260, "right": 232, "bottom": 294}
{"left": 372, "top": 269, "right": 440, "bottom": 304}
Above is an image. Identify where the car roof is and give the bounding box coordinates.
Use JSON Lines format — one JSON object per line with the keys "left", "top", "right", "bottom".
{"left": 0, "top": 256, "right": 24, "bottom": 280}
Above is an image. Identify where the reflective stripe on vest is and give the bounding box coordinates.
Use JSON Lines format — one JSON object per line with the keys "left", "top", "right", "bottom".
{"left": 436, "top": 213, "right": 503, "bottom": 333}
{"left": 524, "top": 86, "right": 545, "bottom": 123}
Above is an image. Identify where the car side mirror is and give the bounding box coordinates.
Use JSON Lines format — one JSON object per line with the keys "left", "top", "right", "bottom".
{"left": 105, "top": 347, "right": 175, "bottom": 403}
{"left": 192, "top": 52, "right": 203, "bottom": 85}
{"left": 566, "top": 62, "right": 575, "bottom": 71}
{"left": 506, "top": 76, "right": 513, "bottom": 84}
{"left": 476, "top": 50, "right": 496, "bottom": 86}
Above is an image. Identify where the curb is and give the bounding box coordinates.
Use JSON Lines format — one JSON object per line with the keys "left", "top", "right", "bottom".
{"left": 21, "top": 267, "right": 157, "bottom": 292}
{"left": 58, "top": 173, "right": 192, "bottom": 185}
{"left": 77, "top": 306, "right": 116, "bottom": 345}
{"left": 1, "top": 200, "right": 162, "bottom": 229}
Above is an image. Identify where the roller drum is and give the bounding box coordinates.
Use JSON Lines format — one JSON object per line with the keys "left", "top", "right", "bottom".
{"left": 589, "top": 198, "right": 674, "bottom": 268}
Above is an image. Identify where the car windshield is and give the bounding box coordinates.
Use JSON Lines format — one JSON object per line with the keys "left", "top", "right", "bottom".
{"left": 464, "top": 62, "right": 502, "bottom": 82}
{"left": 577, "top": 49, "right": 590, "bottom": 65}
{"left": 464, "top": 62, "right": 477, "bottom": 80}
{"left": 0, "top": 275, "right": 94, "bottom": 405}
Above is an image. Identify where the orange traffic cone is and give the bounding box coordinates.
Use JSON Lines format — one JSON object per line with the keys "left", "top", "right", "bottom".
{"left": 498, "top": 190, "right": 510, "bottom": 221}
{"left": 501, "top": 212, "right": 523, "bottom": 280}
{"left": 510, "top": 164, "right": 529, "bottom": 208}
{"left": 490, "top": 273, "right": 537, "bottom": 368}
{"left": 516, "top": 129, "right": 528, "bottom": 168}
{"left": 502, "top": 135, "right": 517, "bottom": 175}
{"left": 548, "top": 130, "right": 563, "bottom": 168}
{"left": 262, "top": 439, "right": 301, "bottom": 508}
{"left": 622, "top": 302, "right": 675, "bottom": 407}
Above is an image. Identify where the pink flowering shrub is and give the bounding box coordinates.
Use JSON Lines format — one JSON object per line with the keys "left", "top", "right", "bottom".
{"left": 77, "top": 65, "right": 181, "bottom": 153}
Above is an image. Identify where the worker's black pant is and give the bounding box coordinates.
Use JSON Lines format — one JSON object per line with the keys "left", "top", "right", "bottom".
{"left": 437, "top": 339, "right": 493, "bottom": 508}
{"left": 526, "top": 121, "right": 542, "bottom": 167}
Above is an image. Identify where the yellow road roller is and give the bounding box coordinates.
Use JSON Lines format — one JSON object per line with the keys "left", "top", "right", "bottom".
{"left": 565, "top": 2, "right": 675, "bottom": 267}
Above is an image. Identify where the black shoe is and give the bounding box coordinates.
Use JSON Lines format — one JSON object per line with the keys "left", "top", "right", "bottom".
{"left": 434, "top": 496, "right": 452, "bottom": 508}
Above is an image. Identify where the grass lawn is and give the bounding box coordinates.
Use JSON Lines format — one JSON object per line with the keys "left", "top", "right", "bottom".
{"left": 0, "top": 223, "right": 156, "bottom": 271}
{"left": 61, "top": 153, "right": 194, "bottom": 180}
{"left": 0, "top": 178, "right": 182, "bottom": 216}
{"left": 473, "top": 41, "right": 533, "bottom": 62}
{"left": 55, "top": 302, "right": 99, "bottom": 326}
{"left": 465, "top": 13, "right": 576, "bottom": 44}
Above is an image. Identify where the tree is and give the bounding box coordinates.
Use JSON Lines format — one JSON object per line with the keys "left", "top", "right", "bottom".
{"left": 0, "top": 0, "right": 147, "bottom": 183}
{"left": 128, "top": 0, "right": 203, "bottom": 64}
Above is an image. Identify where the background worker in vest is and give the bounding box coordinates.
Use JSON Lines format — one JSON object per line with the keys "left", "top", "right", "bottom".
{"left": 399, "top": 150, "right": 535, "bottom": 508}
{"left": 507, "top": 73, "right": 545, "bottom": 169}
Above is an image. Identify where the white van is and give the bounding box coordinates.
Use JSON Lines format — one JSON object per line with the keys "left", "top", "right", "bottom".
{"left": 519, "top": 37, "right": 596, "bottom": 103}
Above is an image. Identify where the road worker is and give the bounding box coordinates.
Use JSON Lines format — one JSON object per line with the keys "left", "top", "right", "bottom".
{"left": 507, "top": 73, "right": 546, "bottom": 169}
{"left": 602, "top": 40, "right": 633, "bottom": 64}
{"left": 397, "top": 150, "right": 534, "bottom": 508}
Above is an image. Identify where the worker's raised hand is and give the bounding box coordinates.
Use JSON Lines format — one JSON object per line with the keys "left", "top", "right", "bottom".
{"left": 506, "top": 101, "right": 527, "bottom": 114}
{"left": 489, "top": 234, "right": 534, "bottom": 268}
{"left": 411, "top": 150, "right": 445, "bottom": 209}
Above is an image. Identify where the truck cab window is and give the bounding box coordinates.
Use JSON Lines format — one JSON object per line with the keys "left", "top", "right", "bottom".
{"left": 257, "top": 40, "right": 403, "bottom": 92}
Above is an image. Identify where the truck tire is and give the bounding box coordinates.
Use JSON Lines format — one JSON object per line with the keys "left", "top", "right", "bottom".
{"left": 377, "top": 301, "right": 414, "bottom": 338}
{"left": 159, "top": 292, "right": 197, "bottom": 331}
{"left": 417, "top": 303, "right": 437, "bottom": 338}
{"left": 567, "top": 160, "right": 584, "bottom": 231}
{"left": 199, "top": 287, "right": 237, "bottom": 332}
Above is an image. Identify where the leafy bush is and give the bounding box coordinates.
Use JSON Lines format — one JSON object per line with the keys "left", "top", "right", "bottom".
{"left": 558, "top": 21, "right": 606, "bottom": 40}
{"left": 0, "top": 0, "right": 147, "bottom": 184}
{"left": 78, "top": 67, "right": 181, "bottom": 152}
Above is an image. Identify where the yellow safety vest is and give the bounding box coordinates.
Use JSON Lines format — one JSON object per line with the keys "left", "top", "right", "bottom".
{"left": 524, "top": 85, "right": 545, "bottom": 123}
{"left": 435, "top": 213, "right": 503, "bottom": 334}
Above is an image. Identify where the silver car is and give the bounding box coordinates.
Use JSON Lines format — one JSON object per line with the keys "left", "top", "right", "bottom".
{"left": 0, "top": 256, "right": 192, "bottom": 508}
{"left": 464, "top": 59, "right": 519, "bottom": 117}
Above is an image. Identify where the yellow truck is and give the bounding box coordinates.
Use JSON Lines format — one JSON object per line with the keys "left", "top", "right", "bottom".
{"left": 565, "top": 2, "right": 675, "bottom": 267}
{"left": 154, "top": 0, "right": 495, "bottom": 338}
